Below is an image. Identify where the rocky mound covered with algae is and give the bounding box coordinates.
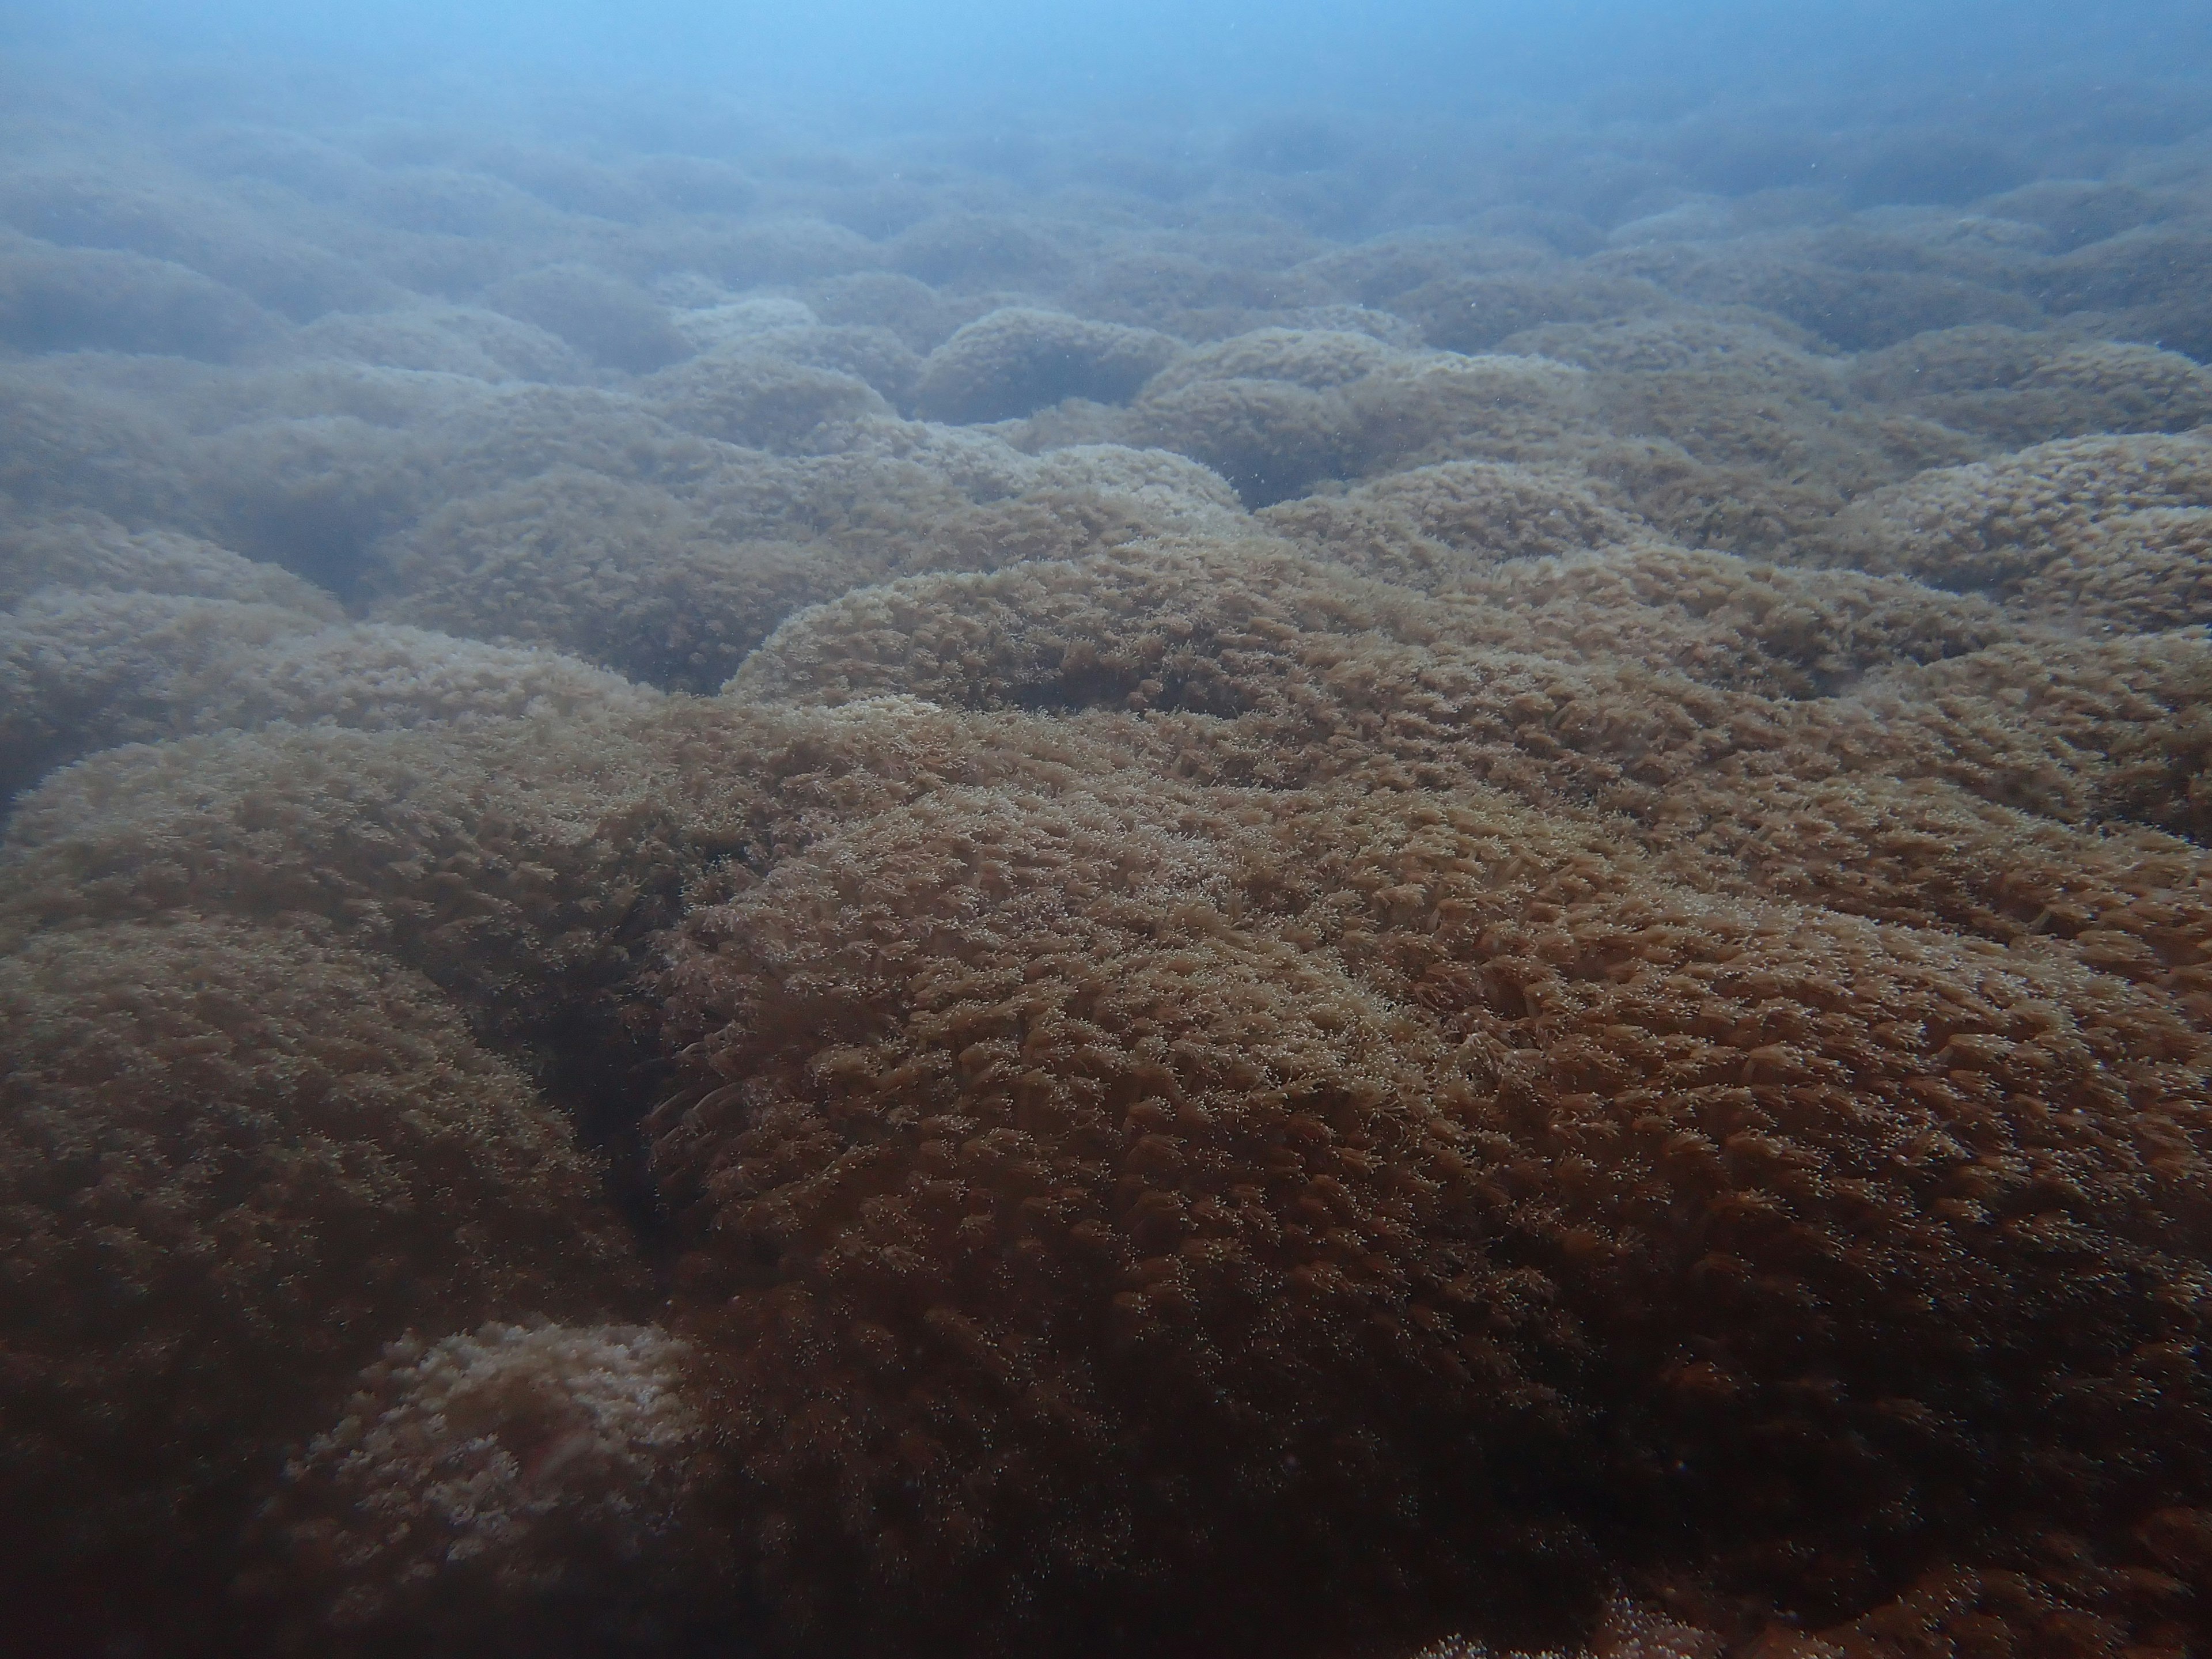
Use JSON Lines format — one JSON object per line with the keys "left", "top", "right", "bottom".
{"left": 1, "top": 71, "right": 2210, "bottom": 1659}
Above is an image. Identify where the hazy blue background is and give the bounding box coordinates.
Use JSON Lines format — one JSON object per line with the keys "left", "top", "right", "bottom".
{"left": 7, "top": 0, "right": 2212, "bottom": 131}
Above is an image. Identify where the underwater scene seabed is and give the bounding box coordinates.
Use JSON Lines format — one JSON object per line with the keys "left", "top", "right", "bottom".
{"left": 2, "top": 61, "right": 2211, "bottom": 1659}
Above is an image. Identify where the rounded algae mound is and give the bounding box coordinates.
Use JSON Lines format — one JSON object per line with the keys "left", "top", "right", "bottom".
{"left": 2016, "top": 505, "right": 2212, "bottom": 632}
{"left": 246, "top": 1321, "right": 728, "bottom": 1658}
{"left": 1130, "top": 329, "right": 1594, "bottom": 506}
{"left": 1831, "top": 432, "right": 2212, "bottom": 595}
{"left": 1846, "top": 325, "right": 2212, "bottom": 445}
{"left": 914, "top": 306, "right": 1183, "bottom": 422}
{"left": 2, "top": 73, "right": 2212, "bottom": 1659}
{"left": 0, "top": 917, "right": 645, "bottom": 1645}
{"left": 647, "top": 763, "right": 2212, "bottom": 1650}
{"left": 1256, "top": 458, "right": 1650, "bottom": 587}
{"left": 0, "top": 587, "right": 657, "bottom": 797}
{"left": 651, "top": 778, "right": 1610, "bottom": 1649}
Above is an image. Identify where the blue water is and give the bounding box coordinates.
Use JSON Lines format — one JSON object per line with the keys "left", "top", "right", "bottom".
{"left": 10, "top": 1, "right": 2212, "bottom": 121}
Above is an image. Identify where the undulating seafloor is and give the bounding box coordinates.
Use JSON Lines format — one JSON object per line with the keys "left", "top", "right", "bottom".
{"left": 3, "top": 63, "right": 2211, "bottom": 1659}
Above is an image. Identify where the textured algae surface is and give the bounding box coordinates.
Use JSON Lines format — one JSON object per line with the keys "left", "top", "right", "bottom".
{"left": 2, "top": 66, "right": 2211, "bottom": 1659}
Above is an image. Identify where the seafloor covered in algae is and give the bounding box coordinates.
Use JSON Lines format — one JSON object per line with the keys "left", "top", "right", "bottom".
{"left": 2, "top": 71, "right": 2212, "bottom": 1659}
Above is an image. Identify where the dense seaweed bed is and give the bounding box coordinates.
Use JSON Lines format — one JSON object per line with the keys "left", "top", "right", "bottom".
{"left": 3, "top": 69, "right": 2212, "bottom": 1659}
